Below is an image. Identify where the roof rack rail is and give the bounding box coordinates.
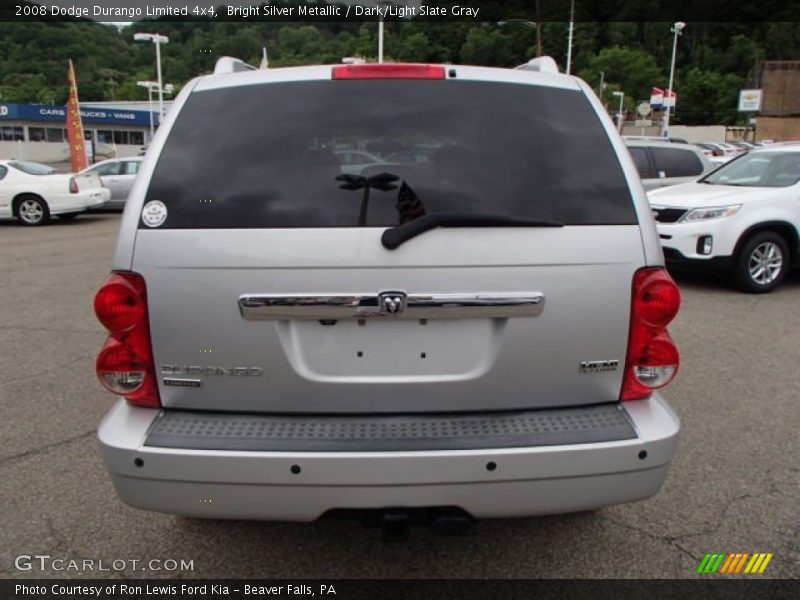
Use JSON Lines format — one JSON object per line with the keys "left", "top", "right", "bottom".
{"left": 514, "top": 56, "right": 559, "bottom": 74}
{"left": 214, "top": 56, "right": 257, "bottom": 75}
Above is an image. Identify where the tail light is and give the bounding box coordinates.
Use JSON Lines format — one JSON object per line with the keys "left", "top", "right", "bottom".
{"left": 621, "top": 268, "right": 681, "bottom": 401}
{"left": 712, "top": 148, "right": 723, "bottom": 156}
{"left": 94, "top": 271, "right": 160, "bottom": 407}
{"left": 332, "top": 64, "right": 446, "bottom": 80}
{"left": 69, "top": 177, "right": 78, "bottom": 193}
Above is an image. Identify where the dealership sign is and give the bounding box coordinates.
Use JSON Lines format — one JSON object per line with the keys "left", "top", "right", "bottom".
{"left": 738, "top": 89, "right": 763, "bottom": 112}
{"left": 650, "top": 87, "right": 677, "bottom": 109}
{"left": 0, "top": 103, "right": 157, "bottom": 126}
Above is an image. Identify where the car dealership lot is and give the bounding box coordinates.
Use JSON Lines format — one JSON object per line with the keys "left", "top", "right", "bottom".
{"left": 0, "top": 214, "right": 797, "bottom": 579}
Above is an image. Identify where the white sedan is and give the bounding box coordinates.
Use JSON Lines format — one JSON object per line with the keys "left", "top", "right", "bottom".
{"left": 0, "top": 160, "right": 110, "bottom": 226}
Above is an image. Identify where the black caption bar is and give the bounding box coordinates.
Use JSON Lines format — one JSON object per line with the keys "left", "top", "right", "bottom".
{"left": 3, "top": 579, "right": 798, "bottom": 600}
{"left": 2, "top": 0, "right": 800, "bottom": 23}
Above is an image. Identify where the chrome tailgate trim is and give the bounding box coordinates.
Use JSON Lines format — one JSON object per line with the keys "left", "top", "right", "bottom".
{"left": 239, "top": 291, "right": 544, "bottom": 320}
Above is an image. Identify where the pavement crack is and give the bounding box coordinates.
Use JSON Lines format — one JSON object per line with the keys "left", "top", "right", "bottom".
{"left": 0, "top": 325, "right": 100, "bottom": 335}
{"left": 0, "top": 430, "right": 95, "bottom": 466}
{"left": 0, "top": 354, "right": 94, "bottom": 388}
{"left": 600, "top": 515, "right": 702, "bottom": 563}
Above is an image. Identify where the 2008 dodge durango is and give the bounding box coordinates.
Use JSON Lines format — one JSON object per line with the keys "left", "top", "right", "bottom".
{"left": 95, "top": 61, "right": 682, "bottom": 521}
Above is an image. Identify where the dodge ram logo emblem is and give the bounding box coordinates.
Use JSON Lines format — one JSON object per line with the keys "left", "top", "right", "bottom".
{"left": 379, "top": 292, "right": 407, "bottom": 315}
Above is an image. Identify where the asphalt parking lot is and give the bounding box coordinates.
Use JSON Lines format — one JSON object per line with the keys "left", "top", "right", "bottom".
{"left": 1, "top": 213, "right": 798, "bottom": 580}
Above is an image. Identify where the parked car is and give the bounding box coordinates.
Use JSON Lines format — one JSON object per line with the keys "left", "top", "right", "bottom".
{"left": 694, "top": 142, "right": 735, "bottom": 165}
{"left": 625, "top": 139, "right": 712, "bottom": 190}
{"left": 731, "top": 141, "right": 756, "bottom": 152}
{"left": 0, "top": 160, "right": 109, "bottom": 226}
{"left": 82, "top": 157, "right": 143, "bottom": 209}
{"left": 649, "top": 144, "right": 800, "bottom": 292}
{"left": 95, "top": 60, "right": 682, "bottom": 524}
{"left": 333, "top": 149, "right": 390, "bottom": 175}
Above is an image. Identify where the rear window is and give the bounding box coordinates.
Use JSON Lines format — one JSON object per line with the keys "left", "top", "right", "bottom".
{"left": 144, "top": 80, "right": 636, "bottom": 229}
{"left": 628, "top": 147, "right": 653, "bottom": 178}
{"left": 9, "top": 161, "right": 56, "bottom": 176}
{"left": 651, "top": 147, "right": 704, "bottom": 177}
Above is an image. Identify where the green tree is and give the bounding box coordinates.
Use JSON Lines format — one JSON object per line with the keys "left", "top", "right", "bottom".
{"left": 459, "top": 27, "right": 515, "bottom": 67}
{"left": 399, "top": 32, "right": 430, "bottom": 63}
{"left": 580, "top": 46, "right": 663, "bottom": 102}
{"left": 678, "top": 68, "right": 745, "bottom": 125}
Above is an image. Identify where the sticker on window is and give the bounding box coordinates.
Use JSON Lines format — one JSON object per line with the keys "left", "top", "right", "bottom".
{"left": 141, "top": 200, "right": 167, "bottom": 228}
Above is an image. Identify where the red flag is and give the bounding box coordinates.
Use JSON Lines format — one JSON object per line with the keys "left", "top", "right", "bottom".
{"left": 650, "top": 87, "right": 664, "bottom": 106}
{"left": 66, "top": 60, "right": 88, "bottom": 173}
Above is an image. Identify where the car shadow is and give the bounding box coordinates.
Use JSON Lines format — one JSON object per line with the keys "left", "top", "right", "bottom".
{"left": 168, "top": 510, "right": 604, "bottom": 577}
{"left": 0, "top": 214, "right": 118, "bottom": 227}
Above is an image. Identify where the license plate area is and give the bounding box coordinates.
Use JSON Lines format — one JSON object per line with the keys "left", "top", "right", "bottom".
{"left": 276, "top": 318, "right": 505, "bottom": 383}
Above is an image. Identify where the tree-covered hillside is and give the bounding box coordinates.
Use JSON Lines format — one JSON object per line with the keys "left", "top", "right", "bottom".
{"left": 1, "top": 5, "right": 799, "bottom": 125}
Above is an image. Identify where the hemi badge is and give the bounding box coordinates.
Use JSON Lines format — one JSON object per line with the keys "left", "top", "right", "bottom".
{"left": 163, "top": 378, "right": 203, "bottom": 388}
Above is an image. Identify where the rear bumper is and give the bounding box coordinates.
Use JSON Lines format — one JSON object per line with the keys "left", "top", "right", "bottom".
{"left": 97, "top": 396, "right": 680, "bottom": 521}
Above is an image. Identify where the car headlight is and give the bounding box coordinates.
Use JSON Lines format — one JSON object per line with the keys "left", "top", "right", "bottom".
{"left": 679, "top": 205, "right": 741, "bottom": 223}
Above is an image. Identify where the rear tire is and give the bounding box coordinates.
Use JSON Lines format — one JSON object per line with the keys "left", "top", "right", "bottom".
{"left": 733, "top": 231, "right": 789, "bottom": 293}
{"left": 15, "top": 195, "right": 50, "bottom": 226}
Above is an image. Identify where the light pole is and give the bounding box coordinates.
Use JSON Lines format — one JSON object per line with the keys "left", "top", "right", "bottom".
{"left": 377, "top": 1, "right": 392, "bottom": 63}
{"left": 498, "top": 19, "right": 541, "bottom": 58}
{"left": 566, "top": 0, "right": 575, "bottom": 74}
{"left": 598, "top": 71, "right": 605, "bottom": 103}
{"left": 662, "top": 21, "right": 686, "bottom": 139}
{"left": 612, "top": 91, "right": 625, "bottom": 133}
{"left": 137, "top": 81, "right": 174, "bottom": 139}
{"left": 136, "top": 80, "right": 157, "bottom": 137}
{"left": 134, "top": 32, "right": 169, "bottom": 120}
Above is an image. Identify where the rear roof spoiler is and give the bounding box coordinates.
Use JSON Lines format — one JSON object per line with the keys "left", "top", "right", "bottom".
{"left": 214, "top": 56, "right": 257, "bottom": 75}
{"left": 514, "top": 56, "right": 559, "bottom": 74}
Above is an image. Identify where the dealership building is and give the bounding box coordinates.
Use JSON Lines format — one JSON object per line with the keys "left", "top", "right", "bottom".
{"left": 0, "top": 101, "right": 170, "bottom": 164}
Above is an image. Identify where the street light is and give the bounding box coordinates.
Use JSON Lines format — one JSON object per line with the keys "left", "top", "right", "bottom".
{"left": 612, "top": 91, "right": 625, "bottom": 133}
{"left": 566, "top": 0, "right": 575, "bottom": 74}
{"left": 134, "top": 32, "right": 169, "bottom": 120}
{"left": 662, "top": 21, "right": 686, "bottom": 138}
{"left": 498, "top": 19, "right": 542, "bottom": 58}
{"left": 137, "top": 81, "right": 174, "bottom": 138}
{"left": 136, "top": 80, "right": 157, "bottom": 137}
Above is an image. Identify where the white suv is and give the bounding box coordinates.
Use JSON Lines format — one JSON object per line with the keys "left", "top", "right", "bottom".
{"left": 94, "top": 60, "right": 682, "bottom": 526}
{"left": 649, "top": 144, "right": 800, "bottom": 292}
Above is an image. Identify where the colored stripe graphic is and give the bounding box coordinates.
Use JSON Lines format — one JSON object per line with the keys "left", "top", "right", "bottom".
{"left": 701, "top": 553, "right": 773, "bottom": 574}
{"left": 697, "top": 553, "right": 726, "bottom": 574}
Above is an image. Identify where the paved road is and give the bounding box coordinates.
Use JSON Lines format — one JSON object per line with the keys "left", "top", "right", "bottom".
{"left": 1, "top": 214, "right": 798, "bottom": 579}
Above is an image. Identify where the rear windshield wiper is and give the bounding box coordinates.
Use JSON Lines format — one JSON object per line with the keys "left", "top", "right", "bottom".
{"left": 381, "top": 213, "right": 564, "bottom": 250}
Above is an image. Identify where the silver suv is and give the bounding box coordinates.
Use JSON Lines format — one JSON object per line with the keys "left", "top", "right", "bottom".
{"left": 95, "top": 61, "right": 682, "bottom": 523}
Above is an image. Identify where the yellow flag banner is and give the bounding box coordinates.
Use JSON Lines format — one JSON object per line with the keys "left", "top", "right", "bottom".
{"left": 66, "top": 60, "right": 88, "bottom": 173}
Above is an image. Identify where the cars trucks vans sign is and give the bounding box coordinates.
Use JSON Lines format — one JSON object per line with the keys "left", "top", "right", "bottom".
{"left": 0, "top": 103, "right": 156, "bottom": 126}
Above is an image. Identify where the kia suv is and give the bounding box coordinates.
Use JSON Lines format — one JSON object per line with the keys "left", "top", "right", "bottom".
{"left": 649, "top": 144, "right": 800, "bottom": 292}
{"left": 95, "top": 61, "right": 682, "bottom": 522}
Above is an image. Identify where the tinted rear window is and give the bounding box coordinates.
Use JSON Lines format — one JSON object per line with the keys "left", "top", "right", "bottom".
{"left": 651, "top": 147, "right": 704, "bottom": 177}
{"left": 628, "top": 147, "right": 653, "bottom": 178}
{"left": 144, "top": 80, "right": 636, "bottom": 228}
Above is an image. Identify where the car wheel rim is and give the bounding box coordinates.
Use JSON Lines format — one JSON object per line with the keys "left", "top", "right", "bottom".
{"left": 20, "top": 199, "right": 44, "bottom": 224}
{"left": 748, "top": 242, "right": 783, "bottom": 285}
